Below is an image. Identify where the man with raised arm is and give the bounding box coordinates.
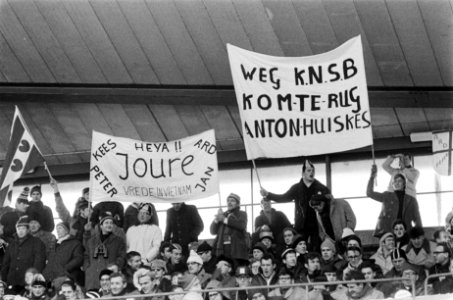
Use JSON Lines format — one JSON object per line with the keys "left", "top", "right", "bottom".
{"left": 382, "top": 153, "right": 419, "bottom": 198}
{"left": 260, "top": 160, "right": 330, "bottom": 250}
{"left": 367, "top": 164, "right": 422, "bottom": 238}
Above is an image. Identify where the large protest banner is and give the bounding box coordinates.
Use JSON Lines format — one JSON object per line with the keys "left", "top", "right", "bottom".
{"left": 227, "top": 35, "right": 372, "bottom": 160}
{"left": 90, "top": 130, "right": 219, "bottom": 203}
{"left": 432, "top": 130, "right": 452, "bottom": 176}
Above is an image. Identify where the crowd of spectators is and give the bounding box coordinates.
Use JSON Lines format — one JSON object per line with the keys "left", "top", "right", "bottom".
{"left": 0, "top": 155, "right": 451, "bottom": 300}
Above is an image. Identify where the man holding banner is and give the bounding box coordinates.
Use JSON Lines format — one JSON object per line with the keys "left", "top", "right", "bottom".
{"left": 261, "top": 160, "right": 330, "bottom": 251}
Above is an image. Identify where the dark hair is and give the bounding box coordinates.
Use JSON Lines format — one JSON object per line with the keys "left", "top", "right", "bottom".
{"left": 126, "top": 251, "right": 141, "bottom": 261}
{"left": 260, "top": 253, "right": 276, "bottom": 265}
{"left": 304, "top": 252, "right": 322, "bottom": 264}
{"left": 60, "top": 280, "right": 76, "bottom": 291}
{"left": 433, "top": 229, "right": 447, "bottom": 240}
{"left": 109, "top": 272, "right": 126, "bottom": 283}
{"left": 159, "top": 241, "right": 172, "bottom": 253}
{"left": 392, "top": 219, "right": 407, "bottom": 230}
{"left": 344, "top": 270, "right": 365, "bottom": 282}
{"left": 277, "top": 267, "right": 294, "bottom": 279}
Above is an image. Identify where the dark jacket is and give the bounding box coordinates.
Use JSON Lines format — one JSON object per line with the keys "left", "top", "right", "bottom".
{"left": 27, "top": 201, "right": 55, "bottom": 232}
{"left": 210, "top": 207, "right": 248, "bottom": 261}
{"left": 83, "top": 229, "right": 126, "bottom": 290}
{"left": 0, "top": 210, "right": 25, "bottom": 240}
{"left": 43, "top": 235, "right": 84, "bottom": 284}
{"left": 254, "top": 208, "right": 291, "bottom": 245}
{"left": 1, "top": 233, "right": 46, "bottom": 286}
{"left": 367, "top": 177, "right": 422, "bottom": 237}
{"left": 164, "top": 203, "right": 204, "bottom": 250}
{"left": 267, "top": 179, "right": 330, "bottom": 250}
{"left": 267, "top": 179, "right": 330, "bottom": 234}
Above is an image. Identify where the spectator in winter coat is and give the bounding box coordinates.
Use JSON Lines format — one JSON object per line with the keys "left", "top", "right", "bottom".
{"left": 126, "top": 204, "right": 162, "bottom": 265}
{"left": 27, "top": 185, "right": 55, "bottom": 233}
{"left": 342, "top": 271, "right": 384, "bottom": 299}
{"left": 210, "top": 193, "right": 249, "bottom": 265}
{"left": 196, "top": 241, "right": 217, "bottom": 275}
{"left": 186, "top": 250, "right": 212, "bottom": 289}
{"left": 393, "top": 220, "right": 410, "bottom": 249}
{"left": 0, "top": 187, "right": 29, "bottom": 240}
{"left": 28, "top": 214, "right": 56, "bottom": 259}
{"left": 367, "top": 165, "right": 422, "bottom": 238}
{"left": 253, "top": 198, "right": 291, "bottom": 245}
{"left": 83, "top": 211, "right": 126, "bottom": 290}
{"left": 1, "top": 216, "right": 46, "bottom": 287}
{"left": 165, "top": 202, "right": 204, "bottom": 257}
{"left": 428, "top": 243, "right": 452, "bottom": 294}
{"left": 43, "top": 222, "right": 84, "bottom": 286}
{"left": 261, "top": 160, "right": 331, "bottom": 251}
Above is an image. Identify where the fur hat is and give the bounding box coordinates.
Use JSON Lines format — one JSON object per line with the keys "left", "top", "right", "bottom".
{"left": 227, "top": 193, "right": 241, "bottom": 204}
{"left": 150, "top": 259, "right": 167, "bottom": 272}
{"left": 16, "top": 187, "right": 29, "bottom": 204}
{"left": 30, "top": 185, "right": 42, "bottom": 196}
{"left": 99, "top": 211, "right": 114, "bottom": 225}
{"left": 186, "top": 250, "right": 203, "bottom": 265}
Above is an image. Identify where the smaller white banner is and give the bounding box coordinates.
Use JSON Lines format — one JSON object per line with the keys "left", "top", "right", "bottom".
{"left": 90, "top": 130, "right": 219, "bottom": 203}
{"left": 432, "top": 130, "right": 452, "bottom": 176}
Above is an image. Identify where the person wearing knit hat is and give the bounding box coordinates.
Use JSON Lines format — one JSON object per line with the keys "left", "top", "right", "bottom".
{"left": 260, "top": 159, "right": 331, "bottom": 251}
{"left": 370, "top": 232, "right": 395, "bottom": 275}
{"left": 385, "top": 248, "right": 408, "bottom": 279}
{"left": 82, "top": 187, "right": 90, "bottom": 201}
{"left": 27, "top": 183, "right": 55, "bottom": 233}
{"left": 211, "top": 192, "right": 248, "bottom": 265}
{"left": 186, "top": 250, "right": 211, "bottom": 289}
{"left": 320, "top": 238, "right": 341, "bottom": 268}
{"left": 252, "top": 242, "right": 266, "bottom": 260}
{"left": 17, "top": 187, "right": 30, "bottom": 204}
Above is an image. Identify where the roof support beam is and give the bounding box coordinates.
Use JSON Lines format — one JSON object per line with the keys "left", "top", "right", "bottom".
{"left": 0, "top": 85, "right": 452, "bottom": 108}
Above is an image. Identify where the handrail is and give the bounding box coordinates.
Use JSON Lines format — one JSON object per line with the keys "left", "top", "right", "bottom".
{"left": 92, "top": 276, "right": 415, "bottom": 300}
{"left": 423, "top": 272, "right": 452, "bottom": 295}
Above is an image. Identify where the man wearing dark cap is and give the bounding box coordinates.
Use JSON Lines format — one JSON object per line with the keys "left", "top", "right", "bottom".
{"left": 43, "top": 221, "right": 84, "bottom": 287}
{"left": 210, "top": 193, "right": 249, "bottom": 265}
{"left": 394, "top": 262, "right": 426, "bottom": 296}
{"left": 234, "top": 265, "right": 253, "bottom": 300}
{"left": 165, "top": 202, "right": 204, "bottom": 258}
{"left": 212, "top": 255, "right": 236, "bottom": 300}
{"left": 27, "top": 184, "right": 55, "bottom": 232}
{"left": 268, "top": 268, "right": 305, "bottom": 300}
{"left": 98, "top": 269, "right": 113, "bottom": 296}
{"left": 1, "top": 216, "right": 46, "bottom": 287}
{"left": 0, "top": 187, "right": 29, "bottom": 240}
{"left": 84, "top": 211, "right": 126, "bottom": 290}
{"left": 309, "top": 193, "right": 356, "bottom": 243}
{"left": 281, "top": 248, "right": 304, "bottom": 280}
{"left": 197, "top": 241, "right": 217, "bottom": 274}
{"left": 403, "top": 227, "right": 436, "bottom": 269}
{"left": 260, "top": 160, "right": 331, "bottom": 250}
{"left": 385, "top": 248, "right": 408, "bottom": 279}
{"left": 367, "top": 164, "right": 422, "bottom": 237}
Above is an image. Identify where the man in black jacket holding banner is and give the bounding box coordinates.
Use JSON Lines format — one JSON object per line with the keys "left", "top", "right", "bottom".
{"left": 260, "top": 160, "right": 330, "bottom": 251}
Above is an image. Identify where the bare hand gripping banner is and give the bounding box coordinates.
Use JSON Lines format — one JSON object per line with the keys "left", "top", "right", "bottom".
{"left": 227, "top": 35, "right": 373, "bottom": 160}
{"left": 90, "top": 129, "right": 219, "bottom": 203}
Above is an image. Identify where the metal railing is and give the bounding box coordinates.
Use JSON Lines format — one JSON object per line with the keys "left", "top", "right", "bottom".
{"left": 93, "top": 276, "right": 416, "bottom": 300}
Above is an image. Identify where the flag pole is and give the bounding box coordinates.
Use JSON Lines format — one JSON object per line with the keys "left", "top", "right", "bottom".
{"left": 43, "top": 161, "right": 53, "bottom": 181}
{"left": 252, "top": 159, "right": 262, "bottom": 189}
